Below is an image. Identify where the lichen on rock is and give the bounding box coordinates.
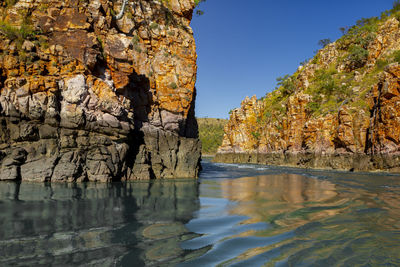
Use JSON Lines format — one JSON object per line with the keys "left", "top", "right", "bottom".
{"left": 216, "top": 13, "right": 400, "bottom": 173}
{"left": 0, "top": 0, "right": 201, "bottom": 182}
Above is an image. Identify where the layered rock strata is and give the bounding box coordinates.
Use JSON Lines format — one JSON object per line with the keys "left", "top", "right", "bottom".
{"left": 0, "top": 0, "right": 201, "bottom": 181}
{"left": 216, "top": 18, "right": 400, "bottom": 173}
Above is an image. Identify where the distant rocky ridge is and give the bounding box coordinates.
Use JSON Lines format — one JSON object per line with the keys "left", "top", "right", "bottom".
{"left": 215, "top": 12, "right": 400, "bottom": 172}
{"left": 0, "top": 0, "right": 201, "bottom": 182}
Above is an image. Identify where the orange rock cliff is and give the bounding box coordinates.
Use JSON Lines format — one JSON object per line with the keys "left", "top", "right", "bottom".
{"left": 215, "top": 14, "right": 400, "bottom": 172}
{"left": 0, "top": 0, "right": 201, "bottom": 181}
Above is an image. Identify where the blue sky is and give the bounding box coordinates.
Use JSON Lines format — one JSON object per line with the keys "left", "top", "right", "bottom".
{"left": 191, "top": 0, "right": 395, "bottom": 118}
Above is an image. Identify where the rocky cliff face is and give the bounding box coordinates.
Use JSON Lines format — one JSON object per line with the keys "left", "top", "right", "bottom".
{"left": 216, "top": 15, "right": 400, "bottom": 172}
{"left": 0, "top": 0, "right": 201, "bottom": 182}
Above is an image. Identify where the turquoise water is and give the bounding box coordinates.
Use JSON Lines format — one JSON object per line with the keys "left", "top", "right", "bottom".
{"left": 1, "top": 160, "right": 400, "bottom": 266}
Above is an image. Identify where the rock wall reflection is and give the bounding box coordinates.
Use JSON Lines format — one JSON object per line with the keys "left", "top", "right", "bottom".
{"left": 215, "top": 173, "right": 400, "bottom": 266}
{"left": 221, "top": 174, "right": 339, "bottom": 229}
{"left": 0, "top": 181, "right": 199, "bottom": 266}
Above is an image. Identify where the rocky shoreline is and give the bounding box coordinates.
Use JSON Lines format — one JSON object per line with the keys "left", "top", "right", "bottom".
{"left": 215, "top": 17, "right": 400, "bottom": 174}
{"left": 214, "top": 152, "right": 400, "bottom": 173}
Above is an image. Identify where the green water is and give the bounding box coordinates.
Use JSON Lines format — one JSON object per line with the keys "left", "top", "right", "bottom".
{"left": 1, "top": 160, "right": 400, "bottom": 266}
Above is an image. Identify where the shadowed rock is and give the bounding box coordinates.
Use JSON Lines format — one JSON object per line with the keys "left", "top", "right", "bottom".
{"left": 0, "top": 0, "right": 201, "bottom": 182}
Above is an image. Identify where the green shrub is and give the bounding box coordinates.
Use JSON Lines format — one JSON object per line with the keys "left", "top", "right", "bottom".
{"left": 304, "top": 64, "right": 354, "bottom": 117}
{"left": 149, "top": 22, "right": 159, "bottom": 30}
{"left": 339, "top": 26, "right": 350, "bottom": 35}
{"left": 196, "top": 10, "right": 204, "bottom": 16}
{"left": 392, "top": 0, "right": 400, "bottom": 13}
{"left": 194, "top": 0, "right": 205, "bottom": 6}
{"left": 356, "top": 33, "right": 375, "bottom": 49}
{"left": 251, "top": 131, "right": 261, "bottom": 140}
{"left": 96, "top": 36, "right": 103, "bottom": 49}
{"left": 300, "top": 58, "right": 309, "bottom": 66}
{"left": 320, "top": 78, "right": 337, "bottom": 95}
{"left": 318, "top": 38, "right": 331, "bottom": 48}
{"left": 348, "top": 45, "right": 369, "bottom": 69}
{"left": 276, "top": 74, "right": 295, "bottom": 97}
{"left": 0, "top": 20, "right": 37, "bottom": 43}
{"left": 380, "top": 11, "right": 389, "bottom": 20}
{"left": 169, "top": 82, "right": 177, "bottom": 89}
{"left": 337, "top": 16, "right": 379, "bottom": 50}
{"left": 336, "top": 84, "right": 352, "bottom": 100}
{"left": 307, "top": 101, "right": 320, "bottom": 113}
{"left": 263, "top": 111, "right": 272, "bottom": 118}
{"left": 393, "top": 50, "right": 400, "bottom": 63}
{"left": 131, "top": 35, "right": 140, "bottom": 44}
{"left": 376, "top": 58, "right": 389, "bottom": 70}
{"left": 351, "top": 17, "right": 379, "bottom": 34}
{"left": 351, "top": 99, "right": 369, "bottom": 111}
{"left": 38, "top": 36, "right": 48, "bottom": 49}
{"left": 313, "top": 68, "right": 338, "bottom": 96}
{"left": 194, "top": 0, "right": 206, "bottom": 16}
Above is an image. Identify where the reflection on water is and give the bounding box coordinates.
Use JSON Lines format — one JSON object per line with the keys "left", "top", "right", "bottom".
{"left": 0, "top": 180, "right": 200, "bottom": 266}
{"left": 2, "top": 161, "right": 400, "bottom": 266}
{"left": 221, "top": 174, "right": 338, "bottom": 224}
{"left": 181, "top": 162, "right": 400, "bottom": 267}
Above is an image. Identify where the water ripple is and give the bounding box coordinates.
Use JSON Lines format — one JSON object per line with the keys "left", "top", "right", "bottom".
{"left": 181, "top": 166, "right": 400, "bottom": 266}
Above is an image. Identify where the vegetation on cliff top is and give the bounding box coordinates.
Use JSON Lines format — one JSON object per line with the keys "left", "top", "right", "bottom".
{"left": 258, "top": 1, "right": 400, "bottom": 122}
{"left": 198, "top": 118, "right": 227, "bottom": 155}
{"left": 0, "top": 4, "right": 44, "bottom": 66}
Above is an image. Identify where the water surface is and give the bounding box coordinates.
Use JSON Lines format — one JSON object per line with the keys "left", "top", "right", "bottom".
{"left": 1, "top": 160, "right": 400, "bottom": 266}
{"left": 0, "top": 180, "right": 201, "bottom": 266}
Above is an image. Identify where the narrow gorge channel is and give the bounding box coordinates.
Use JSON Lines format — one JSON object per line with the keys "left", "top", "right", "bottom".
{"left": 1, "top": 0, "right": 400, "bottom": 266}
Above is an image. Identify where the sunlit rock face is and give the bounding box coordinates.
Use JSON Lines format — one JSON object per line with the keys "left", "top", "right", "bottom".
{"left": 0, "top": 0, "right": 201, "bottom": 181}
{"left": 216, "top": 18, "right": 400, "bottom": 173}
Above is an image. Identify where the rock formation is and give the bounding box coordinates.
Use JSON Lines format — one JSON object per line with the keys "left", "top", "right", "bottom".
{"left": 0, "top": 0, "right": 201, "bottom": 181}
{"left": 216, "top": 15, "right": 400, "bottom": 173}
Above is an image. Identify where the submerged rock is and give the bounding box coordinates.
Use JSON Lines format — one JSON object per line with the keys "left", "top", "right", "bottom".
{"left": 0, "top": 0, "right": 201, "bottom": 182}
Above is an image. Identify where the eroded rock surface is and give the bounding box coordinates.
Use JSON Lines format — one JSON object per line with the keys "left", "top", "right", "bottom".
{"left": 216, "top": 17, "right": 400, "bottom": 173}
{"left": 0, "top": 0, "right": 201, "bottom": 181}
